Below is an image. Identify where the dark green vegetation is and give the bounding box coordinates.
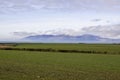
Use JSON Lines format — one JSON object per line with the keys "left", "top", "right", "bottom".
{"left": 0, "top": 43, "right": 120, "bottom": 80}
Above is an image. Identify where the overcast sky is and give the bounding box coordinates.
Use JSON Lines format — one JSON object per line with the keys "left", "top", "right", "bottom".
{"left": 0, "top": 0, "right": 120, "bottom": 40}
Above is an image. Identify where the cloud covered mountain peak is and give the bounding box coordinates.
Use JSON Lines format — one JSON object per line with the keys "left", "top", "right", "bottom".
{"left": 23, "top": 34, "right": 120, "bottom": 43}
{"left": 13, "top": 24, "right": 120, "bottom": 39}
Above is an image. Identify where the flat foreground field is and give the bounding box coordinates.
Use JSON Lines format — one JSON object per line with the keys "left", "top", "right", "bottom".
{"left": 0, "top": 49, "right": 120, "bottom": 80}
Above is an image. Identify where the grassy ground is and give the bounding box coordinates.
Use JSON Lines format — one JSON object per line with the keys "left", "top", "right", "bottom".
{"left": 0, "top": 50, "right": 120, "bottom": 80}
{"left": 15, "top": 43, "right": 120, "bottom": 54}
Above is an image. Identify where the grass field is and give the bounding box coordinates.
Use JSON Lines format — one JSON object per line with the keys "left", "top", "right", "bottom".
{"left": 15, "top": 43, "right": 120, "bottom": 54}
{"left": 0, "top": 43, "right": 120, "bottom": 80}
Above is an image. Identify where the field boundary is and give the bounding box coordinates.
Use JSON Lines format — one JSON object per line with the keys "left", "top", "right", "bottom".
{"left": 0, "top": 47, "right": 119, "bottom": 54}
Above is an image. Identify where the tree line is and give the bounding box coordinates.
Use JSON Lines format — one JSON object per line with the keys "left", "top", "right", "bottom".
{"left": 0, "top": 47, "right": 118, "bottom": 54}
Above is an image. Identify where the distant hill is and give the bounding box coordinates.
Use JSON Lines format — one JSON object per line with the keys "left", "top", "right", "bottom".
{"left": 22, "top": 34, "right": 120, "bottom": 43}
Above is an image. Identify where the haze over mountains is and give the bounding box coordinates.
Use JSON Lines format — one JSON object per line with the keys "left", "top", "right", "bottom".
{"left": 22, "top": 34, "right": 120, "bottom": 43}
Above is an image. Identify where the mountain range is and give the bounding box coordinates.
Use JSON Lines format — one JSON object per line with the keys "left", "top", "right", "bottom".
{"left": 22, "top": 34, "right": 120, "bottom": 43}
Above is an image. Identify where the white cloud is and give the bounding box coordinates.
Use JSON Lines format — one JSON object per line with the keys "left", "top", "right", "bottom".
{"left": 91, "top": 19, "right": 102, "bottom": 22}
{"left": 0, "top": 0, "right": 120, "bottom": 14}
{"left": 11, "top": 23, "right": 120, "bottom": 39}
{"left": 12, "top": 31, "right": 37, "bottom": 37}
{"left": 82, "top": 24, "right": 120, "bottom": 39}
{"left": 38, "top": 29, "right": 82, "bottom": 36}
{"left": 12, "top": 29, "right": 82, "bottom": 37}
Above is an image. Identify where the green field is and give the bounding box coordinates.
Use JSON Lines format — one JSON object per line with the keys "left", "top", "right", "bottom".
{"left": 15, "top": 43, "right": 120, "bottom": 54}
{"left": 0, "top": 44, "right": 120, "bottom": 80}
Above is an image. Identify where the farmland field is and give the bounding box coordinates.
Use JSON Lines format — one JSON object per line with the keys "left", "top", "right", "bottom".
{"left": 15, "top": 43, "right": 120, "bottom": 54}
{"left": 0, "top": 43, "right": 120, "bottom": 80}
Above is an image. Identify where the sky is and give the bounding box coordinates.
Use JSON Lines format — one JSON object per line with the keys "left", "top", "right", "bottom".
{"left": 0, "top": 0, "right": 120, "bottom": 40}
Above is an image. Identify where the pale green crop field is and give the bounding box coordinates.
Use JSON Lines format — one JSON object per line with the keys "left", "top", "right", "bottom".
{"left": 0, "top": 49, "right": 120, "bottom": 80}
{"left": 15, "top": 43, "right": 120, "bottom": 54}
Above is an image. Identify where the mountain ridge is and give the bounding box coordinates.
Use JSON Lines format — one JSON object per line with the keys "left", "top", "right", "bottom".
{"left": 23, "top": 34, "right": 120, "bottom": 43}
